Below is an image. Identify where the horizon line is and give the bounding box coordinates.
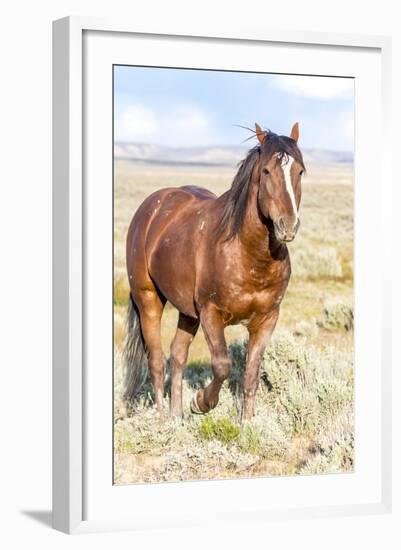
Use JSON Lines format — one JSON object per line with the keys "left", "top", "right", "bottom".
{"left": 114, "top": 140, "right": 354, "bottom": 156}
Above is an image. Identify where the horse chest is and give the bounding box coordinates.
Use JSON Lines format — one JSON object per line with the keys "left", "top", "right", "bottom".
{"left": 216, "top": 279, "right": 287, "bottom": 327}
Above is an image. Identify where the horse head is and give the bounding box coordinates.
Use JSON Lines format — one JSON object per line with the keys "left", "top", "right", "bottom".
{"left": 255, "top": 122, "right": 305, "bottom": 243}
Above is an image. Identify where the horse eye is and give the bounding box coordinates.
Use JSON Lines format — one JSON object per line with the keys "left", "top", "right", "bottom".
{"left": 299, "top": 170, "right": 304, "bottom": 176}
{"left": 262, "top": 168, "right": 270, "bottom": 175}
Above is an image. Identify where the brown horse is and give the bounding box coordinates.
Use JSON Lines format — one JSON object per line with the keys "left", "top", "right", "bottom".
{"left": 123, "top": 122, "right": 305, "bottom": 420}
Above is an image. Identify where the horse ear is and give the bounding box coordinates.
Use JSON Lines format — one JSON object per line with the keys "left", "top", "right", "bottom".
{"left": 290, "top": 122, "right": 299, "bottom": 142}
{"left": 255, "top": 123, "right": 266, "bottom": 145}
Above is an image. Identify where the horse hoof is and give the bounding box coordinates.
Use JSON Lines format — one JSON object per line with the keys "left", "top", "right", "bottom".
{"left": 190, "top": 394, "right": 205, "bottom": 415}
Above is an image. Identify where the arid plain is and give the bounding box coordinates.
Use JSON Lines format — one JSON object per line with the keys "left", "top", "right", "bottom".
{"left": 113, "top": 144, "right": 354, "bottom": 484}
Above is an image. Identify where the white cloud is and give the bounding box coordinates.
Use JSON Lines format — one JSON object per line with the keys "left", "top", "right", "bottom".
{"left": 172, "top": 105, "right": 210, "bottom": 131}
{"left": 117, "top": 104, "right": 159, "bottom": 141}
{"left": 116, "top": 102, "right": 215, "bottom": 145}
{"left": 274, "top": 75, "right": 354, "bottom": 100}
{"left": 284, "top": 108, "right": 354, "bottom": 152}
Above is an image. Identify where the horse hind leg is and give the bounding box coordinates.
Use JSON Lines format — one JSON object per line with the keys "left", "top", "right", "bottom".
{"left": 133, "top": 287, "right": 166, "bottom": 413}
{"left": 169, "top": 313, "right": 200, "bottom": 418}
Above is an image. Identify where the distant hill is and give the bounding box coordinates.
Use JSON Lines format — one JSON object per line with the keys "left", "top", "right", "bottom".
{"left": 114, "top": 142, "right": 353, "bottom": 167}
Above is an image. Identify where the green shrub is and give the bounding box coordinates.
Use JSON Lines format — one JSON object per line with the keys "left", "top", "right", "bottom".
{"left": 291, "top": 246, "right": 343, "bottom": 280}
{"left": 280, "top": 380, "right": 320, "bottom": 433}
{"left": 300, "top": 406, "right": 354, "bottom": 474}
{"left": 259, "top": 333, "right": 353, "bottom": 436}
{"left": 238, "top": 423, "right": 263, "bottom": 455}
{"left": 114, "top": 330, "right": 354, "bottom": 481}
{"left": 318, "top": 299, "right": 354, "bottom": 331}
{"left": 315, "top": 377, "right": 353, "bottom": 415}
{"left": 238, "top": 413, "right": 290, "bottom": 458}
{"left": 199, "top": 415, "right": 240, "bottom": 444}
{"left": 114, "top": 421, "right": 136, "bottom": 454}
{"left": 261, "top": 333, "right": 311, "bottom": 394}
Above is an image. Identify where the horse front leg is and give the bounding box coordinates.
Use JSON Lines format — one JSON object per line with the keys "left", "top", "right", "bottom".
{"left": 191, "top": 305, "right": 231, "bottom": 414}
{"left": 242, "top": 308, "right": 280, "bottom": 421}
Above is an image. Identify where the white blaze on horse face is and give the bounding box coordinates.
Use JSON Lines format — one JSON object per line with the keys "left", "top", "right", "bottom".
{"left": 282, "top": 156, "right": 298, "bottom": 220}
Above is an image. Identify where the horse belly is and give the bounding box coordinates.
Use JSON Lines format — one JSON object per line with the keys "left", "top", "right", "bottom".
{"left": 147, "top": 216, "right": 199, "bottom": 318}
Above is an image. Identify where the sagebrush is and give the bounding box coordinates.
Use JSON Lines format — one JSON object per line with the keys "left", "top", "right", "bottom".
{"left": 113, "top": 160, "right": 354, "bottom": 484}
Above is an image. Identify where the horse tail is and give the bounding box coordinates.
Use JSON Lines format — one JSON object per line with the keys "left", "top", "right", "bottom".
{"left": 123, "top": 294, "right": 148, "bottom": 403}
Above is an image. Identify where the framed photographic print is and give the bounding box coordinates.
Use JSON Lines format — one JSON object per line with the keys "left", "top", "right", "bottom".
{"left": 52, "top": 17, "right": 392, "bottom": 534}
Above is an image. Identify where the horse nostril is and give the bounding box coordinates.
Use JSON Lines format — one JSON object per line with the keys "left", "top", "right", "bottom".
{"left": 277, "top": 217, "right": 285, "bottom": 231}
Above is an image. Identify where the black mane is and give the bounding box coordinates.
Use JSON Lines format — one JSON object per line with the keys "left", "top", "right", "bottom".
{"left": 219, "top": 130, "right": 305, "bottom": 240}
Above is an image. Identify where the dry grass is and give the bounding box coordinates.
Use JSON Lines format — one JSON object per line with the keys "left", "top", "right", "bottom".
{"left": 113, "top": 158, "right": 354, "bottom": 484}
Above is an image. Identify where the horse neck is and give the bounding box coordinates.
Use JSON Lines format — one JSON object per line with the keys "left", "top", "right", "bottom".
{"left": 238, "top": 179, "right": 287, "bottom": 264}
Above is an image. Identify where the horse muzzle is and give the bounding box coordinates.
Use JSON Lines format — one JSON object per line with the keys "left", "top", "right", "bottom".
{"left": 273, "top": 217, "right": 300, "bottom": 243}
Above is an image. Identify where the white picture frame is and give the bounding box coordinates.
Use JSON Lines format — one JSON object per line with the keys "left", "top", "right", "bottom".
{"left": 52, "top": 16, "right": 392, "bottom": 534}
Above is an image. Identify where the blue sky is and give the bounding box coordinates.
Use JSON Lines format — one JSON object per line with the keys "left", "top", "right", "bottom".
{"left": 114, "top": 66, "right": 354, "bottom": 152}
